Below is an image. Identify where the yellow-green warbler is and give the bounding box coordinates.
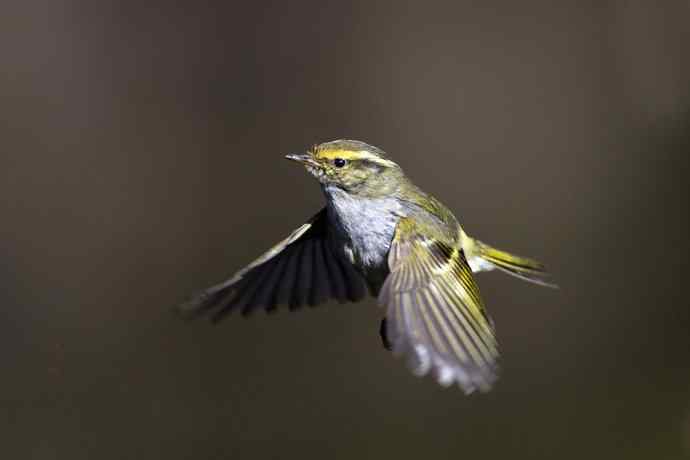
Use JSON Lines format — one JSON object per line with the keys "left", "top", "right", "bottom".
{"left": 178, "top": 140, "right": 556, "bottom": 392}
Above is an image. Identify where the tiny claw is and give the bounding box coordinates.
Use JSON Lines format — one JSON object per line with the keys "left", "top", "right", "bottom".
{"left": 379, "top": 317, "right": 392, "bottom": 351}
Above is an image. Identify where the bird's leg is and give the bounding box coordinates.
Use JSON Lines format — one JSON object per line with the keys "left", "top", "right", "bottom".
{"left": 379, "top": 317, "right": 392, "bottom": 351}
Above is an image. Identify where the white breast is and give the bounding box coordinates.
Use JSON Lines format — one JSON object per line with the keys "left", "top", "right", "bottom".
{"left": 324, "top": 187, "right": 402, "bottom": 271}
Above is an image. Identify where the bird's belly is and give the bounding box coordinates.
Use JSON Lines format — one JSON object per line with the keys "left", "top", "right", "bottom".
{"left": 335, "top": 220, "right": 396, "bottom": 295}
{"left": 342, "top": 223, "right": 393, "bottom": 270}
{"left": 325, "top": 191, "right": 401, "bottom": 289}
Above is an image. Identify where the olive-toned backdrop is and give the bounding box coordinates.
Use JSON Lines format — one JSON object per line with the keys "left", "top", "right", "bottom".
{"left": 2, "top": 2, "right": 689, "bottom": 459}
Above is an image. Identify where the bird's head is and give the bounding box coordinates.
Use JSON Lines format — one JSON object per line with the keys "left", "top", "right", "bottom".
{"left": 286, "top": 140, "right": 402, "bottom": 197}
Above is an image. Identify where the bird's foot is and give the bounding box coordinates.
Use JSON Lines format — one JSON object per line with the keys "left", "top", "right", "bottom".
{"left": 379, "top": 317, "right": 392, "bottom": 351}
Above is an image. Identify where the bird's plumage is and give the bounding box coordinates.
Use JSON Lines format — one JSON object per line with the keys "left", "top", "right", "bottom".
{"left": 177, "top": 210, "right": 367, "bottom": 321}
{"left": 178, "top": 139, "right": 555, "bottom": 392}
{"left": 380, "top": 217, "right": 499, "bottom": 391}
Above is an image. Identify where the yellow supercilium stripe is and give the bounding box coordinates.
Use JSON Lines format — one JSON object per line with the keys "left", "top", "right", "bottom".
{"left": 315, "top": 149, "right": 397, "bottom": 167}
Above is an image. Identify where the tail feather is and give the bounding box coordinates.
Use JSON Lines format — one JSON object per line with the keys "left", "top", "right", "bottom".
{"left": 474, "top": 241, "right": 558, "bottom": 288}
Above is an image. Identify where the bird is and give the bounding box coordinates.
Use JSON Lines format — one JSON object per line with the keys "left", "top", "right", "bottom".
{"left": 177, "top": 139, "right": 556, "bottom": 393}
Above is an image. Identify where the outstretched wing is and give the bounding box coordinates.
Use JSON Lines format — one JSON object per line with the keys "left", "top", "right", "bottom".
{"left": 177, "top": 209, "right": 367, "bottom": 321}
{"left": 379, "top": 217, "right": 499, "bottom": 393}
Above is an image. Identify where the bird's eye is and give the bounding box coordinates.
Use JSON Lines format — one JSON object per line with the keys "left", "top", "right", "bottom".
{"left": 333, "top": 158, "right": 347, "bottom": 168}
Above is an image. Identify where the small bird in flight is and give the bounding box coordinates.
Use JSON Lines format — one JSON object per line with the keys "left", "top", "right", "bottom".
{"left": 178, "top": 140, "right": 555, "bottom": 392}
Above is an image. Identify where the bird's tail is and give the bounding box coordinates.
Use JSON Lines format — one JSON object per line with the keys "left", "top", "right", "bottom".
{"left": 470, "top": 239, "right": 558, "bottom": 288}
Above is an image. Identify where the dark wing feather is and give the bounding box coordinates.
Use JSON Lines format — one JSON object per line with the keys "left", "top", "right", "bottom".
{"left": 177, "top": 209, "right": 367, "bottom": 321}
{"left": 380, "top": 217, "right": 499, "bottom": 393}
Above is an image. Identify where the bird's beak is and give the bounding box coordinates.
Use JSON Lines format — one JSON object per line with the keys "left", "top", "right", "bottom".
{"left": 285, "top": 153, "right": 319, "bottom": 168}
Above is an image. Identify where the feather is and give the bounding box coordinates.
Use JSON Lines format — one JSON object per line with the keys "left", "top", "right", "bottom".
{"left": 321, "top": 241, "right": 349, "bottom": 302}
{"left": 176, "top": 209, "right": 368, "bottom": 320}
{"left": 380, "top": 217, "right": 499, "bottom": 393}
{"left": 307, "top": 239, "right": 328, "bottom": 306}
{"left": 472, "top": 240, "right": 558, "bottom": 288}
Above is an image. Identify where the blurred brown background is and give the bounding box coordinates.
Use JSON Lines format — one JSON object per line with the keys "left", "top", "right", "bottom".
{"left": 2, "top": 1, "right": 689, "bottom": 459}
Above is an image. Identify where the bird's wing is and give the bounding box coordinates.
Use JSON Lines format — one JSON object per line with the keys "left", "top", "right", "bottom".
{"left": 379, "top": 217, "right": 499, "bottom": 392}
{"left": 177, "top": 209, "right": 367, "bottom": 321}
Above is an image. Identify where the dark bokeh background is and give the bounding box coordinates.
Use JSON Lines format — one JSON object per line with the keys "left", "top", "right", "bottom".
{"left": 2, "top": 2, "right": 689, "bottom": 459}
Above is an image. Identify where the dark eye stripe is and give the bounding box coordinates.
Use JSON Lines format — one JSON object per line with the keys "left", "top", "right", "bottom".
{"left": 333, "top": 158, "right": 347, "bottom": 168}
